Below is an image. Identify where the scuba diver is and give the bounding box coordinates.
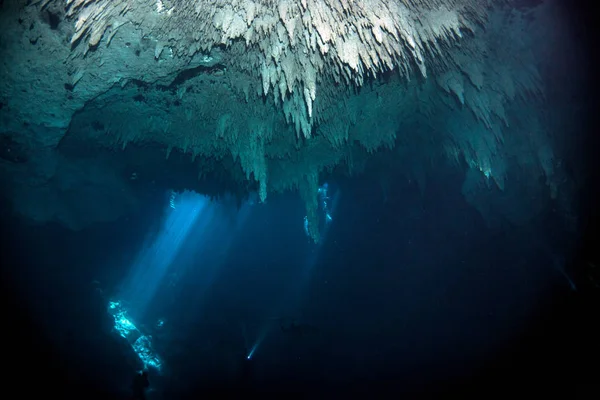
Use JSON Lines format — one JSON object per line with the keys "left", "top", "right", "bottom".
{"left": 240, "top": 349, "right": 256, "bottom": 387}
{"left": 131, "top": 369, "right": 150, "bottom": 400}
{"left": 237, "top": 322, "right": 257, "bottom": 391}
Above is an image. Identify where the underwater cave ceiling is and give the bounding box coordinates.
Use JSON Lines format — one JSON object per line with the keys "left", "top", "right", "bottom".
{"left": 0, "top": 0, "right": 578, "bottom": 241}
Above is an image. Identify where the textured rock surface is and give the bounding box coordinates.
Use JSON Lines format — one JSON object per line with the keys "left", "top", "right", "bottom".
{"left": 0, "top": 0, "right": 582, "bottom": 240}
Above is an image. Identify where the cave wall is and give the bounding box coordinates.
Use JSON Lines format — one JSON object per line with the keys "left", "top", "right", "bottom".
{"left": 0, "top": 0, "right": 581, "bottom": 238}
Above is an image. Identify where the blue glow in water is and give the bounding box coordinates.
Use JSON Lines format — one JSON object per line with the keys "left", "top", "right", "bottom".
{"left": 107, "top": 300, "right": 162, "bottom": 371}
{"left": 245, "top": 325, "right": 270, "bottom": 360}
{"left": 303, "top": 182, "right": 339, "bottom": 242}
{"left": 246, "top": 343, "right": 258, "bottom": 360}
{"left": 119, "top": 190, "right": 208, "bottom": 318}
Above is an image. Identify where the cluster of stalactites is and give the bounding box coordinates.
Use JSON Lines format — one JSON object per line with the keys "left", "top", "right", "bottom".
{"left": 63, "top": 0, "right": 549, "bottom": 241}
{"left": 65, "top": 0, "right": 493, "bottom": 139}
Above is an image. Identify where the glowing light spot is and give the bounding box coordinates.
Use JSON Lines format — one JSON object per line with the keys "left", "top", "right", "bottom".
{"left": 107, "top": 300, "right": 162, "bottom": 371}
{"left": 246, "top": 343, "right": 258, "bottom": 360}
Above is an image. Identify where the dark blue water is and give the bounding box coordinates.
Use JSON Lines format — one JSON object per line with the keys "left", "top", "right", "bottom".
{"left": 2, "top": 166, "right": 596, "bottom": 399}
{"left": 1, "top": 1, "right": 599, "bottom": 397}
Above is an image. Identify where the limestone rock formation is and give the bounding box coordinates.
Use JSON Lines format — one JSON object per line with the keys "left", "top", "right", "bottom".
{"left": 0, "top": 0, "right": 582, "bottom": 240}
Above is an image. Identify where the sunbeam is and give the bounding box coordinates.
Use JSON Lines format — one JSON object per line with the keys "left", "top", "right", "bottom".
{"left": 118, "top": 191, "right": 209, "bottom": 319}
{"left": 107, "top": 190, "right": 255, "bottom": 372}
